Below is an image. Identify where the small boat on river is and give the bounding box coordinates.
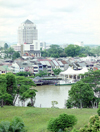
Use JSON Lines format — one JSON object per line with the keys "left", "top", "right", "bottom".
{"left": 55, "top": 79, "right": 77, "bottom": 86}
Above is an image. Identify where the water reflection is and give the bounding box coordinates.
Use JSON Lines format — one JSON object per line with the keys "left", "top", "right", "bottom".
{"left": 34, "top": 85, "right": 71, "bottom": 108}
{"left": 16, "top": 85, "right": 71, "bottom": 108}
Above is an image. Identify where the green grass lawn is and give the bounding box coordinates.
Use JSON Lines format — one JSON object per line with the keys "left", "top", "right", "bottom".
{"left": 0, "top": 106, "right": 98, "bottom": 132}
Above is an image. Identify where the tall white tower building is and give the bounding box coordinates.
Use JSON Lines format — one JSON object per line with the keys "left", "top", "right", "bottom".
{"left": 12, "top": 19, "right": 41, "bottom": 57}
{"left": 18, "top": 19, "right": 38, "bottom": 45}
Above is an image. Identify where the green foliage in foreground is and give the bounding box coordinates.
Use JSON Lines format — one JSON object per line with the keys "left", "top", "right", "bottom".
{"left": 47, "top": 113, "right": 77, "bottom": 132}
{"left": 0, "top": 116, "right": 27, "bottom": 132}
{"left": 72, "top": 115, "right": 100, "bottom": 132}
{"left": 97, "top": 102, "right": 100, "bottom": 116}
{"left": 0, "top": 106, "right": 98, "bottom": 132}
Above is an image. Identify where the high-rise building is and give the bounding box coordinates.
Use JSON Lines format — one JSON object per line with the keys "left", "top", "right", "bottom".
{"left": 12, "top": 19, "right": 41, "bottom": 57}
{"left": 18, "top": 19, "right": 38, "bottom": 45}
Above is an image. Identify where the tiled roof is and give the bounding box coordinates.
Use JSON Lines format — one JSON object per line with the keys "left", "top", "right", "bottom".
{"left": 61, "top": 60, "right": 68, "bottom": 64}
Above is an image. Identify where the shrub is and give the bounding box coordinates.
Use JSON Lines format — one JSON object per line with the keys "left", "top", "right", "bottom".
{"left": 0, "top": 121, "right": 10, "bottom": 132}
{"left": 51, "top": 101, "right": 58, "bottom": 108}
{"left": 47, "top": 113, "right": 77, "bottom": 132}
{"left": 27, "top": 102, "right": 32, "bottom": 107}
{"left": 10, "top": 116, "right": 26, "bottom": 132}
{"left": 78, "top": 115, "right": 100, "bottom": 132}
{"left": 66, "top": 99, "right": 73, "bottom": 108}
{"left": 0, "top": 116, "right": 27, "bottom": 132}
{"left": 97, "top": 102, "right": 100, "bottom": 116}
{"left": 71, "top": 128, "right": 79, "bottom": 132}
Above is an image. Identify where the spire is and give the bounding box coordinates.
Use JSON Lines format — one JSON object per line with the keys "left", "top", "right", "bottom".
{"left": 24, "top": 19, "right": 33, "bottom": 24}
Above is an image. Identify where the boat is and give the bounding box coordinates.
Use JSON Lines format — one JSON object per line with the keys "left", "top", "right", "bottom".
{"left": 55, "top": 79, "right": 77, "bottom": 86}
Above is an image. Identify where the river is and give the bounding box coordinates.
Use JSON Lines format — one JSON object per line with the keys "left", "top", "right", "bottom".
{"left": 16, "top": 85, "right": 71, "bottom": 108}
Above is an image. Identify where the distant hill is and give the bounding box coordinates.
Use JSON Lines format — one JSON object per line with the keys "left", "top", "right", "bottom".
{"left": 7, "top": 42, "right": 17, "bottom": 46}
{"left": 84, "top": 44, "right": 100, "bottom": 47}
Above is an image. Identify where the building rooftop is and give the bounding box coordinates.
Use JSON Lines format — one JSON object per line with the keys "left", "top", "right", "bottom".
{"left": 24, "top": 19, "right": 33, "bottom": 24}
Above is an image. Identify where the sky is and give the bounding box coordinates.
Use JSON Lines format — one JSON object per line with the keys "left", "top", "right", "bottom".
{"left": 0, "top": 0, "right": 100, "bottom": 45}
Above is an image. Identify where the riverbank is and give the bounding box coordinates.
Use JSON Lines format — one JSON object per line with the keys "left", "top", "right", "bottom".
{"left": 32, "top": 76, "right": 62, "bottom": 85}
{"left": 0, "top": 106, "right": 97, "bottom": 132}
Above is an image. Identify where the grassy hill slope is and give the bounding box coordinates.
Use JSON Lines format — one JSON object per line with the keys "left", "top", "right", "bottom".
{"left": 0, "top": 106, "right": 98, "bottom": 132}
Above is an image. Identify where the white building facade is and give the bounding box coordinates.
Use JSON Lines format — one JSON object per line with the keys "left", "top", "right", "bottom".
{"left": 40, "top": 41, "right": 46, "bottom": 50}
{"left": 18, "top": 19, "right": 38, "bottom": 45}
{"left": 13, "top": 19, "right": 41, "bottom": 57}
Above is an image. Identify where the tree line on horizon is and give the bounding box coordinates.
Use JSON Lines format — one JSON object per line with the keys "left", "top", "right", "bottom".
{"left": 0, "top": 43, "right": 20, "bottom": 60}
{"left": 41, "top": 44, "right": 100, "bottom": 58}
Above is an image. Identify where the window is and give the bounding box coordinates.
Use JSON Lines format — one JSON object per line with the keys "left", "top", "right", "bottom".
{"left": 34, "top": 70, "right": 38, "bottom": 72}
{"left": 34, "top": 67, "right": 38, "bottom": 69}
{"left": 30, "top": 45, "right": 34, "bottom": 50}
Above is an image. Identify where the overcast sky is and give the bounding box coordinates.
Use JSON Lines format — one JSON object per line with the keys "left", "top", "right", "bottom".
{"left": 0, "top": 0, "right": 100, "bottom": 45}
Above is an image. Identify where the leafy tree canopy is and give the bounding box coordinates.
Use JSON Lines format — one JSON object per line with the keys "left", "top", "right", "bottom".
{"left": 35, "top": 70, "right": 48, "bottom": 77}
{"left": 68, "top": 81, "right": 94, "bottom": 108}
{"left": 4, "top": 43, "right": 9, "bottom": 49}
{"left": 16, "top": 71, "right": 31, "bottom": 77}
{"left": 64, "top": 44, "right": 81, "bottom": 57}
{"left": 47, "top": 113, "right": 77, "bottom": 132}
{"left": 6, "top": 73, "right": 17, "bottom": 96}
{"left": 12, "top": 51, "right": 20, "bottom": 60}
{"left": 41, "top": 44, "right": 64, "bottom": 58}
{"left": 53, "top": 68, "right": 62, "bottom": 75}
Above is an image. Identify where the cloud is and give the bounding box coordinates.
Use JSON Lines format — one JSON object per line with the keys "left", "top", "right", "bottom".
{"left": 0, "top": 0, "right": 100, "bottom": 44}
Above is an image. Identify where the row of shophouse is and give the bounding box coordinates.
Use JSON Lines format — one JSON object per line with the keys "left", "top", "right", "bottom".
{"left": 0, "top": 57, "right": 68, "bottom": 75}
{"left": 0, "top": 56, "right": 100, "bottom": 75}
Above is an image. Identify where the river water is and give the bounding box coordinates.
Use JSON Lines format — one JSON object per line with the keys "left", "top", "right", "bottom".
{"left": 16, "top": 85, "right": 71, "bottom": 108}
{"left": 33, "top": 85, "right": 71, "bottom": 108}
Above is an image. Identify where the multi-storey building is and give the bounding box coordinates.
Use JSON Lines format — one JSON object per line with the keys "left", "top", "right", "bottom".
{"left": 40, "top": 41, "right": 46, "bottom": 50}
{"left": 18, "top": 19, "right": 38, "bottom": 45}
{"left": 12, "top": 19, "right": 41, "bottom": 57}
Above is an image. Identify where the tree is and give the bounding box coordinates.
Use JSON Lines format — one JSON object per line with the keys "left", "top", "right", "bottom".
{"left": 12, "top": 51, "right": 20, "bottom": 60}
{"left": 97, "top": 102, "right": 100, "bottom": 116}
{"left": 79, "top": 54, "right": 87, "bottom": 57}
{"left": 47, "top": 44, "right": 63, "bottom": 58}
{"left": 16, "top": 71, "right": 31, "bottom": 77}
{"left": 53, "top": 68, "right": 62, "bottom": 76}
{"left": 47, "top": 113, "right": 77, "bottom": 132}
{"left": 80, "top": 46, "right": 91, "bottom": 55}
{"left": 65, "top": 44, "right": 81, "bottom": 57}
{"left": 0, "top": 73, "right": 36, "bottom": 107}
{"left": 5, "top": 73, "right": 17, "bottom": 105}
{"left": 66, "top": 98, "right": 73, "bottom": 108}
{"left": 51, "top": 101, "right": 58, "bottom": 108}
{"left": 0, "top": 76, "right": 7, "bottom": 107}
{"left": 6, "top": 73, "right": 17, "bottom": 96}
{"left": 14, "top": 76, "right": 36, "bottom": 106}
{"left": 59, "top": 52, "right": 67, "bottom": 57}
{"left": 68, "top": 81, "right": 94, "bottom": 108}
{"left": 91, "top": 46, "right": 100, "bottom": 56}
{"left": 21, "top": 89, "right": 37, "bottom": 106}
{"left": 0, "top": 75, "right": 13, "bottom": 107}
{"left": 16, "top": 76, "right": 36, "bottom": 92}
{"left": 4, "top": 43, "right": 9, "bottom": 49}
{"left": 7, "top": 47, "right": 15, "bottom": 55}
{"left": 41, "top": 50, "right": 48, "bottom": 57}
{"left": 82, "top": 70, "right": 100, "bottom": 107}
{"left": 35, "top": 70, "right": 48, "bottom": 77}
{"left": 0, "top": 93, "right": 12, "bottom": 107}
